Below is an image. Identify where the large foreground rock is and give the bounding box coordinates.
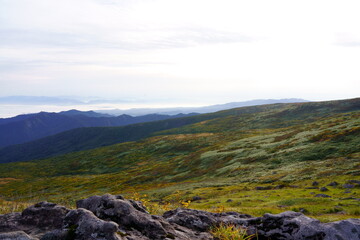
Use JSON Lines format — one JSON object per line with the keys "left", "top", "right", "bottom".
{"left": 0, "top": 231, "right": 36, "bottom": 240}
{"left": 42, "top": 208, "right": 123, "bottom": 240}
{"left": 246, "top": 211, "right": 360, "bottom": 240}
{"left": 76, "top": 194, "right": 211, "bottom": 240}
{"left": 0, "top": 194, "right": 359, "bottom": 240}
{"left": 0, "top": 201, "right": 69, "bottom": 239}
{"left": 163, "top": 208, "right": 252, "bottom": 232}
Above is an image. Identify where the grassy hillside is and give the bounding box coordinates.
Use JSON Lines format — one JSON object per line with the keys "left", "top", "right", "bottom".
{"left": 0, "top": 98, "right": 359, "bottom": 222}
{"left": 1, "top": 98, "right": 359, "bottom": 163}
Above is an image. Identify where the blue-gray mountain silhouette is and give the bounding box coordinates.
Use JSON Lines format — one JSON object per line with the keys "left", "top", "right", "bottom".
{"left": 0, "top": 110, "right": 197, "bottom": 148}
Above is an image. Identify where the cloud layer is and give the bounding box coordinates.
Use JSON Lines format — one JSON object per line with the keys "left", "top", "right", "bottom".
{"left": 0, "top": 0, "right": 359, "bottom": 104}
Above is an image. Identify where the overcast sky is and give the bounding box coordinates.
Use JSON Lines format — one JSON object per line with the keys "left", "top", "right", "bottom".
{"left": 1, "top": 0, "right": 359, "bottom": 107}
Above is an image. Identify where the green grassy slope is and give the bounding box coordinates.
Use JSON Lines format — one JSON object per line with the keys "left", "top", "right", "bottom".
{"left": 1, "top": 98, "right": 359, "bottom": 163}
{"left": 0, "top": 98, "right": 359, "bottom": 221}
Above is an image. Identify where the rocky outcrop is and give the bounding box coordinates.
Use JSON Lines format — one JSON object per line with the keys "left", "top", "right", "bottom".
{"left": 20, "top": 202, "right": 69, "bottom": 230}
{"left": 163, "top": 208, "right": 252, "bottom": 232}
{"left": 257, "top": 211, "right": 360, "bottom": 240}
{"left": 0, "top": 231, "right": 36, "bottom": 240}
{"left": 0, "top": 194, "right": 359, "bottom": 240}
{"left": 42, "top": 208, "right": 122, "bottom": 240}
{"left": 76, "top": 194, "right": 178, "bottom": 240}
{"left": 0, "top": 201, "right": 69, "bottom": 239}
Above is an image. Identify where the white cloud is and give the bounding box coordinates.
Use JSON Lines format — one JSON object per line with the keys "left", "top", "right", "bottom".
{"left": 0, "top": 0, "right": 359, "bottom": 105}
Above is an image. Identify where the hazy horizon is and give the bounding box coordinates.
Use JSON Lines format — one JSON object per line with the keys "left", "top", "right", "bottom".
{"left": 0, "top": 96, "right": 309, "bottom": 118}
{"left": 1, "top": 95, "right": 358, "bottom": 118}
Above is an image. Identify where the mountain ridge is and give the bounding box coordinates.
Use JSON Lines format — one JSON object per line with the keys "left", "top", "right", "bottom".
{"left": 0, "top": 98, "right": 358, "bottom": 164}
{"left": 96, "top": 98, "right": 309, "bottom": 116}
{"left": 0, "top": 111, "right": 197, "bottom": 148}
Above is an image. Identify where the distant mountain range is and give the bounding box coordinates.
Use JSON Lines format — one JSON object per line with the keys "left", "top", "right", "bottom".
{"left": 0, "top": 98, "right": 308, "bottom": 149}
{"left": 0, "top": 110, "right": 197, "bottom": 148}
{"left": 96, "top": 98, "right": 308, "bottom": 116}
{"left": 0, "top": 98, "right": 359, "bottom": 164}
{"left": 0, "top": 96, "right": 306, "bottom": 148}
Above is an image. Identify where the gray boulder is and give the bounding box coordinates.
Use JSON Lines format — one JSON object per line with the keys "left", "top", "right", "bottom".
{"left": 251, "top": 211, "right": 360, "bottom": 240}
{"left": 40, "top": 229, "right": 68, "bottom": 240}
{"left": 0, "top": 213, "right": 22, "bottom": 233}
{"left": 43, "top": 208, "right": 123, "bottom": 240}
{"left": 323, "top": 218, "right": 360, "bottom": 240}
{"left": 0, "top": 202, "right": 69, "bottom": 239}
{"left": 76, "top": 194, "right": 177, "bottom": 240}
{"left": 255, "top": 186, "right": 272, "bottom": 190}
{"left": 320, "top": 187, "right": 329, "bottom": 192}
{"left": 0, "top": 231, "right": 35, "bottom": 240}
{"left": 252, "top": 211, "right": 326, "bottom": 239}
{"left": 163, "top": 208, "right": 218, "bottom": 232}
{"left": 348, "top": 180, "right": 360, "bottom": 185}
{"left": 20, "top": 202, "right": 69, "bottom": 230}
{"left": 312, "top": 181, "right": 319, "bottom": 186}
{"left": 1, "top": 194, "right": 360, "bottom": 240}
{"left": 163, "top": 208, "right": 252, "bottom": 232}
{"left": 327, "top": 181, "right": 339, "bottom": 187}
{"left": 163, "top": 208, "right": 360, "bottom": 240}
{"left": 315, "top": 194, "right": 331, "bottom": 198}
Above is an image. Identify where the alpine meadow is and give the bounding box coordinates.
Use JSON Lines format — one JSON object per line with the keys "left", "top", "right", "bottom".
{"left": 1, "top": 98, "right": 359, "bottom": 224}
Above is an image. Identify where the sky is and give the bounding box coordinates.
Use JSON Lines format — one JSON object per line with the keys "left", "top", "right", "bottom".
{"left": 0, "top": 0, "right": 359, "bottom": 113}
